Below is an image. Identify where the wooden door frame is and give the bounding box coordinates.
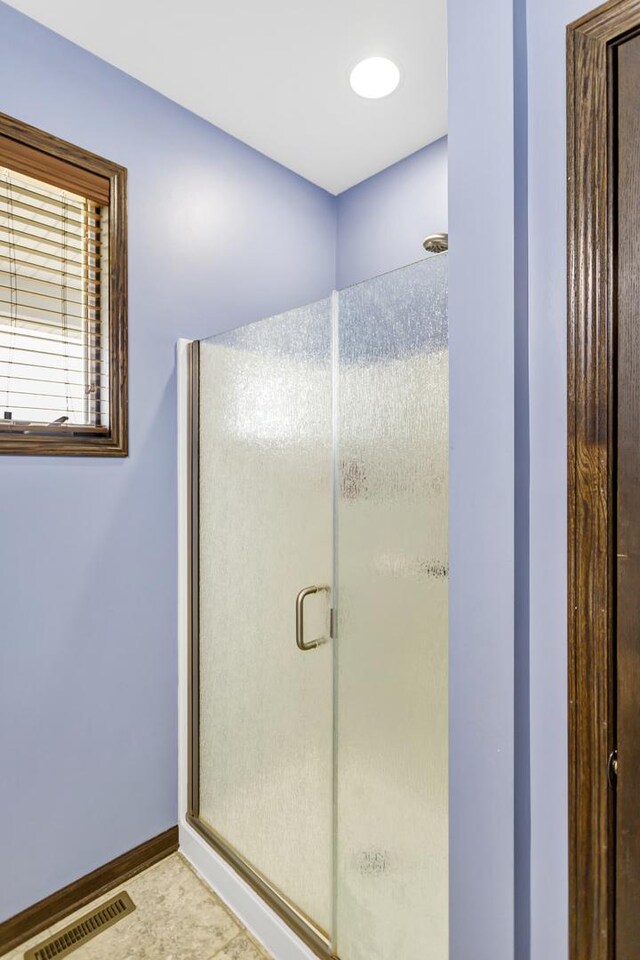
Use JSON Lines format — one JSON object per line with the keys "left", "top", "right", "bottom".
{"left": 568, "top": 2, "right": 640, "bottom": 958}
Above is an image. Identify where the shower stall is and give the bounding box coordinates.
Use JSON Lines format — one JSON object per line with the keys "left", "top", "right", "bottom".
{"left": 181, "top": 253, "right": 448, "bottom": 960}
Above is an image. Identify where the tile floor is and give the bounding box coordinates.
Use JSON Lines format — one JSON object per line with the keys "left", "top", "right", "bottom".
{"left": 2, "top": 854, "right": 272, "bottom": 960}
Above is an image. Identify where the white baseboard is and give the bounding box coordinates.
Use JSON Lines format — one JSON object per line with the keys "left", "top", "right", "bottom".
{"left": 179, "top": 821, "right": 318, "bottom": 960}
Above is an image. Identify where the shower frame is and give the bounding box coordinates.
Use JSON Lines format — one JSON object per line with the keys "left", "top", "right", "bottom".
{"left": 179, "top": 254, "right": 448, "bottom": 960}
{"left": 184, "top": 338, "right": 337, "bottom": 960}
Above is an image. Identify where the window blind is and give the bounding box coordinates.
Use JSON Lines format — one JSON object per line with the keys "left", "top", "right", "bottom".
{"left": 0, "top": 165, "right": 109, "bottom": 431}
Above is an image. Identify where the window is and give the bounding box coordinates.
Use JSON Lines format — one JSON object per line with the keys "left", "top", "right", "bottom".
{"left": 0, "top": 112, "right": 127, "bottom": 455}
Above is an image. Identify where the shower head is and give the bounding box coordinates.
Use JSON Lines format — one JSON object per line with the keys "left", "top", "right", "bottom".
{"left": 422, "top": 232, "right": 449, "bottom": 254}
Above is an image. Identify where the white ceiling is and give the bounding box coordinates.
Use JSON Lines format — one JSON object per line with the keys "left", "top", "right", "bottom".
{"left": 4, "top": 0, "right": 447, "bottom": 195}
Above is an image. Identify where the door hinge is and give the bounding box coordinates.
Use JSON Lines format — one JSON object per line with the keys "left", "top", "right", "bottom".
{"left": 330, "top": 608, "right": 336, "bottom": 640}
{"left": 608, "top": 749, "right": 618, "bottom": 788}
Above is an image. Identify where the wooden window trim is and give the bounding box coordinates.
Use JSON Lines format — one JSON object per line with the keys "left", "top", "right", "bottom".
{"left": 0, "top": 132, "right": 110, "bottom": 205}
{"left": 0, "top": 112, "right": 128, "bottom": 456}
{"left": 567, "top": 2, "right": 640, "bottom": 958}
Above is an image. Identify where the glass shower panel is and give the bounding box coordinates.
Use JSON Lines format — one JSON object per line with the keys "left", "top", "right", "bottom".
{"left": 335, "top": 255, "right": 449, "bottom": 960}
{"left": 197, "top": 301, "right": 334, "bottom": 938}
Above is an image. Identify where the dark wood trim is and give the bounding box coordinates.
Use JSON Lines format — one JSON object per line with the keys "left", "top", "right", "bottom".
{"left": 0, "top": 112, "right": 120, "bottom": 202}
{"left": 613, "top": 34, "right": 640, "bottom": 950}
{"left": 0, "top": 132, "right": 110, "bottom": 205}
{"left": 568, "top": 3, "right": 640, "bottom": 959}
{"left": 105, "top": 150, "right": 129, "bottom": 459}
{"left": 0, "top": 112, "right": 128, "bottom": 457}
{"left": 0, "top": 826, "right": 178, "bottom": 955}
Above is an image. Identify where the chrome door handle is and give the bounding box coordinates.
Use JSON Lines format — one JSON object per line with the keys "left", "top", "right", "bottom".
{"left": 296, "top": 585, "right": 330, "bottom": 651}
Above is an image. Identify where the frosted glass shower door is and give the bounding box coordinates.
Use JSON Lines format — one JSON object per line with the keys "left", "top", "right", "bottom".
{"left": 194, "top": 256, "right": 449, "bottom": 959}
{"left": 197, "top": 300, "right": 334, "bottom": 940}
{"left": 335, "top": 255, "right": 449, "bottom": 960}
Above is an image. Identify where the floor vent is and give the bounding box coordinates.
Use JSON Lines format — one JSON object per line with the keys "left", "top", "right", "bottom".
{"left": 24, "top": 892, "right": 136, "bottom": 960}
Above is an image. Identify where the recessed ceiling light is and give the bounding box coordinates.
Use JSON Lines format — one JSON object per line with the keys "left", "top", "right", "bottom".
{"left": 349, "top": 57, "right": 401, "bottom": 99}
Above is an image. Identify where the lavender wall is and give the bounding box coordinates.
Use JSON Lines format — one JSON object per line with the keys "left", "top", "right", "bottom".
{"left": 448, "top": 1, "right": 516, "bottom": 959}
{"left": 527, "top": 2, "right": 594, "bottom": 957}
{"left": 0, "top": 0, "right": 452, "bottom": 928}
{"left": 448, "top": 0, "right": 600, "bottom": 956}
{"left": 336, "top": 137, "right": 448, "bottom": 289}
{"left": 0, "top": 1, "right": 336, "bottom": 922}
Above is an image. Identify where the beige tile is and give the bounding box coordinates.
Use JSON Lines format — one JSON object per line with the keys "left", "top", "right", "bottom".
{"left": 126, "top": 854, "right": 214, "bottom": 905}
{"left": 6, "top": 890, "right": 162, "bottom": 960}
{"left": 176, "top": 854, "right": 225, "bottom": 903}
{"left": 44, "top": 856, "right": 191, "bottom": 928}
{"left": 173, "top": 858, "right": 273, "bottom": 959}
{"left": 3, "top": 855, "right": 247, "bottom": 960}
{"left": 126, "top": 856, "right": 223, "bottom": 920}
{"left": 44, "top": 856, "right": 177, "bottom": 939}
{"left": 125, "top": 855, "right": 240, "bottom": 960}
{"left": 212, "top": 935, "right": 266, "bottom": 960}
{"left": 148, "top": 892, "right": 240, "bottom": 959}
{"left": 241, "top": 930, "right": 273, "bottom": 959}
